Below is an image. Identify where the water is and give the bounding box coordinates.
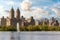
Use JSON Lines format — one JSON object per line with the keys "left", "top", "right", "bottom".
{"left": 20, "top": 32, "right": 60, "bottom": 40}
{"left": 0, "top": 32, "right": 11, "bottom": 40}
{"left": 0, "top": 32, "right": 60, "bottom": 40}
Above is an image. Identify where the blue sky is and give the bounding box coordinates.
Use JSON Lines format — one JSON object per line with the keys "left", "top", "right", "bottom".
{"left": 0, "top": 0, "right": 60, "bottom": 19}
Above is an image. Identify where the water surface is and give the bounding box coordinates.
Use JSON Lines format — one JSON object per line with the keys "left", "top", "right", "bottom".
{"left": 0, "top": 32, "right": 60, "bottom": 40}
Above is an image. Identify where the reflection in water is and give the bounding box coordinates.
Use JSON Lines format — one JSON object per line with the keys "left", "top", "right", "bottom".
{"left": 11, "top": 22, "right": 20, "bottom": 40}
{"left": 0, "top": 32, "right": 60, "bottom": 40}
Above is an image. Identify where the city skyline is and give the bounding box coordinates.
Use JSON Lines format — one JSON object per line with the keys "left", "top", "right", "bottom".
{"left": 0, "top": 0, "right": 60, "bottom": 19}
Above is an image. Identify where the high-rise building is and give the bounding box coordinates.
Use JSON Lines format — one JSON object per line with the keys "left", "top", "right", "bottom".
{"left": 6, "top": 7, "right": 17, "bottom": 26}
{"left": 49, "top": 17, "right": 55, "bottom": 26}
{"left": 0, "top": 16, "right": 6, "bottom": 26}
{"left": 54, "top": 20, "right": 59, "bottom": 26}
{"left": 27, "top": 16, "right": 35, "bottom": 25}
{"left": 9, "top": 7, "right": 14, "bottom": 19}
{"left": 16, "top": 8, "right": 20, "bottom": 20}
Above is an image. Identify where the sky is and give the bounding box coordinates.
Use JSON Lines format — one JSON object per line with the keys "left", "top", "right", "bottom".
{"left": 0, "top": 0, "right": 60, "bottom": 19}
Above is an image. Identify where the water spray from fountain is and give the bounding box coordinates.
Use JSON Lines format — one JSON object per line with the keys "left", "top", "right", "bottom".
{"left": 11, "top": 22, "right": 20, "bottom": 40}
{"left": 17, "top": 22, "right": 20, "bottom": 32}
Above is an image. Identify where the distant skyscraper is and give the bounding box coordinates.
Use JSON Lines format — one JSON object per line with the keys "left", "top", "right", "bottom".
{"left": 43, "top": 18, "right": 49, "bottom": 25}
{"left": 9, "top": 7, "right": 14, "bottom": 19}
{"left": 49, "top": 17, "right": 55, "bottom": 26}
{"left": 16, "top": 8, "right": 20, "bottom": 20}
{"left": 0, "top": 16, "right": 6, "bottom": 26}
{"left": 54, "top": 20, "right": 59, "bottom": 26}
{"left": 6, "top": 7, "right": 17, "bottom": 26}
{"left": 27, "top": 16, "right": 35, "bottom": 25}
{"left": 35, "top": 20, "right": 39, "bottom": 25}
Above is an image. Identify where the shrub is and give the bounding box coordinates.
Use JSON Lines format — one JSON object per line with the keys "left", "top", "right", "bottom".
{"left": 0, "top": 25, "right": 60, "bottom": 31}
{"left": 32, "top": 25, "right": 42, "bottom": 31}
{"left": 0, "top": 25, "right": 17, "bottom": 31}
{"left": 5, "top": 25, "right": 17, "bottom": 31}
{"left": 26, "top": 25, "right": 33, "bottom": 31}
{"left": 41, "top": 24, "right": 48, "bottom": 31}
{"left": 20, "top": 26, "right": 26, "bottom": 31}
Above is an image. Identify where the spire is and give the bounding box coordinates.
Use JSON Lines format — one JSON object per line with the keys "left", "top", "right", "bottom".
{"left": 10, "top": 7, "right": 14, "bottom": 12}
{"left": 16, "top": 8, "right": 20, "bottom": 13}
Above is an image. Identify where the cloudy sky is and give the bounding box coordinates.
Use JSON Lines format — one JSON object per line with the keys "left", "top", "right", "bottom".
{"left": 0, "top": 0, "right": 60, "bottom": 19}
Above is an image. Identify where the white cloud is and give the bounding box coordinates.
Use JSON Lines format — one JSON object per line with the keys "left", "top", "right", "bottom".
{"left": 20, "top": 0, "right": 52, "bottom": 19}
{"left": 24, "top": 0, "right": 29, "bottom": 2}
{"left": 37, "top": 15, "right": 43, "bottom": 19}
{"left": 34, "top": 8, "right": 45, "bottom": 13}
{"left": 6, "top": 1, "right": 15, "bottom": 6}
{"left": 0, "top": 5, "right": 8, "bottom": 18}
{"left": 21, "top": 7, "right": 50, "bottom": 19}
{"left": 32, "top": 8, "right": 50, "bottom": 16}
{"left": 5, "top": 1, "right": 20, "bottom": 7}
{"left": 51, "top": 7, "right": 60, "bottom": 17}
{"left": 21, "top": 0, "right": 32, "bottom": 11}
{"left": 0, "top": 5, "right": 5, "bottom": 12}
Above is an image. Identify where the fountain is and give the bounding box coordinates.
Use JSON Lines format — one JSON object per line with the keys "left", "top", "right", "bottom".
{"left": 11, "top": 22, "right": 20, "bottom": 40}
{"left": 17, "top": 22, "right": 20, "bottom": 32}
{"left": 17, "top": 22, "right": 20, "bottom": 40}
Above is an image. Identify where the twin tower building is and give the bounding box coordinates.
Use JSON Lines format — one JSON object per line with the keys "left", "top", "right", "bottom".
{"left": 0, "top": 7, "right": 35, "bottom": 26}
{"left": 6, "top": 7, "right": 21, "bottom": 26}
{"left": 0, "top": 8, "right": 24, "bottom": 26}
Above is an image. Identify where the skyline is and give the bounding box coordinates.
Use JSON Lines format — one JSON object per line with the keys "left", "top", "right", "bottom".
{"left": 0, "top": 0, "right": 60, "bottom": 19}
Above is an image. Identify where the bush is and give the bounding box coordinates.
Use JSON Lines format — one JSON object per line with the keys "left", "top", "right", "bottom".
{"left": 5, "top": 26, "right": 17, "bottom": 31}
{"left": 26, "top": 25, "right": 33, "bottom": 31}
{"left": 20, "top": 26, "right": 26, "bottom": 31}
{"left": 0, "top": 25, "right": 60, "bottom": 31}
{"left": 32, "top": 25, "right": 42, "bottom": 31}
{"left": 0, "top": 25, "right": 17, "bottom": 31}
{"left": 41, "top": 24, "right": 48, "bottom": 31}
{"left": 48, "top": 26, "right": 56, "bottom": 31}
{"left": 19, "top": 25, "right": 60, "bottom": 31}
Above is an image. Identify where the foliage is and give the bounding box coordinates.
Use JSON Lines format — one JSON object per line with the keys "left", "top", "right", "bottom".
{"left": 41, "top": 24, "right": 48, "bottom": 31}
{"left": 0, "top": 25, "right": 17, "bottom": 31}
{"left": 0, "top": 25, "right": 60, "bottom": 31}
{"left": 20, "top": 25, "right": 60, "bottom": 31}
{"left": 20, "top": 26, "right": 26, "bottom": 31}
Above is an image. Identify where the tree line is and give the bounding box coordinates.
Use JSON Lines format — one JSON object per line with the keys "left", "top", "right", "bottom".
{"left": 0, "top": 25, "right": 60, "bottom": 31}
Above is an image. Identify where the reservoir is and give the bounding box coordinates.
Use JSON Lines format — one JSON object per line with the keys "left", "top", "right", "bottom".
{"left": 0, "top": 31, "right": 60, "bottom": 40}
